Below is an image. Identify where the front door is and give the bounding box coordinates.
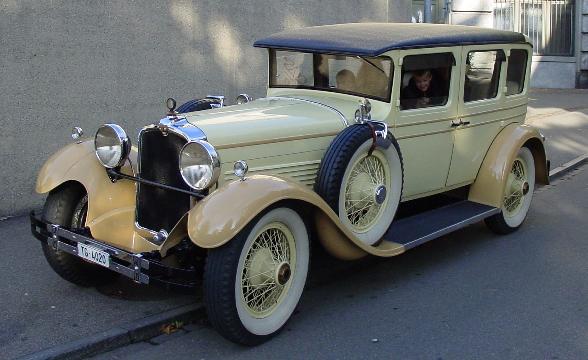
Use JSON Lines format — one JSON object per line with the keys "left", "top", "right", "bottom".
{"left": 393, "top": 48, "right": 460, "bottom": 199}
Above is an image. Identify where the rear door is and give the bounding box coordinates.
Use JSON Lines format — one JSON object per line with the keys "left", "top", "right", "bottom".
{"left": 446, "top": 45, "right": 508, "bottom": 187}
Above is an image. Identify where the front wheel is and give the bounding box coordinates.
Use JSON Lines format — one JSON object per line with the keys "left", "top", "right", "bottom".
{"left": 204, "top": 207, "right": 310, "bottom": 345}
{"left": 41, "top": 184, "right": 118, "bottom": 287}
{"left": 485, "top": 147, "right": 536, "bottom": 234}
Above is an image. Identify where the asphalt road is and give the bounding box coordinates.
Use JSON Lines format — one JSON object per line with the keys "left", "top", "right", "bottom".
{"left": 92, "top": 165, "right": 588, "bottom": 359}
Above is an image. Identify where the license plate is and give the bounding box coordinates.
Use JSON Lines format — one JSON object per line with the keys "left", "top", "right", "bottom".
{"left": 77, "top": 243, "right": 110, "bottom": 268}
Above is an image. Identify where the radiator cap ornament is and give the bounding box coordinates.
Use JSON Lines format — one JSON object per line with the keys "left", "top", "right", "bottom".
{"left": 166, "top": 97, "right": 177, "bottom": 115}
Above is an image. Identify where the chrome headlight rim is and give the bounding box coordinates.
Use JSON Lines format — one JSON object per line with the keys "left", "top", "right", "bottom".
{"left": 179, "top": 140, "right": 221, "bottom": 191}
{"left": 94, "top": 124, "right": 131, "bottom": 169}
{"left": 236, "top": 93, "right": 253, "bottom": 105}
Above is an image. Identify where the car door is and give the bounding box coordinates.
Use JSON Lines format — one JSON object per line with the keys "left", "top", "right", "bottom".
{"left": 446, "top": 45, "right": 508, "bottom": 187}
{"left": 392, "top": 48, "right": 460, "bottom": 199}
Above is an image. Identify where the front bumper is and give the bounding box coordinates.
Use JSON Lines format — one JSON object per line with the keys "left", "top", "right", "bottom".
{"left": 30, "top": 212, "right": 198, "bottom": 293}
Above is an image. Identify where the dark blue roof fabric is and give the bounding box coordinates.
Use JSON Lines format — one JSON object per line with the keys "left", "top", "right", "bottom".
{"left": 254, "top": 23, "right": 529, "bottom": 56}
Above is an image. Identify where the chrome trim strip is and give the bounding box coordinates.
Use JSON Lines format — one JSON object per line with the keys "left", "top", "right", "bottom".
{"left": 223, "top": 159, "right": 322, "bottom": 175}
{"left": 395, "top": 128, "right": 454, "bottom": 140}
{"left": 214, "top": 131, "right": 339, "bottom": 150}
{"left": 267, "top": 96, "right": 349, "bottom": 127}
{"left": 402, "top": 207, "right": 501, "bottom": 250}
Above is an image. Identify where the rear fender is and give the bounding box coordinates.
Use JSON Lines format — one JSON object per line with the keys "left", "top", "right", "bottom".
{"left": 468, "top": 124, "right": 549, "bottom": 208}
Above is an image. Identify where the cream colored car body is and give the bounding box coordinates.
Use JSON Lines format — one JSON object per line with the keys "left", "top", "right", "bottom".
{"left": 36, "top": 42, "right": 548, "bottom": 260}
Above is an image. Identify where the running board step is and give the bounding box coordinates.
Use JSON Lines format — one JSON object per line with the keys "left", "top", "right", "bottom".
{"left": 382, "top": 200, "right": 500, "bottom": 250}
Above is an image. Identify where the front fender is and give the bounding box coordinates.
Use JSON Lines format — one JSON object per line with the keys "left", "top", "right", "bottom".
{"left": 34, "top": 140, "right": 154, "bottom": 252}
{"left": 468, "top": 123, "right": 549, "bottom": 208}
{"left": 187, "top": 175, "right": 406, "bottom": 260}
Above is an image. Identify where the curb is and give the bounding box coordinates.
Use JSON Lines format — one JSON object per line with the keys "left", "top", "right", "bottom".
{"left": 548, "top": 153, "right": 588, "bottom": 180}
{"left": 16, "top": 303, "right": 205, "bottom": 360}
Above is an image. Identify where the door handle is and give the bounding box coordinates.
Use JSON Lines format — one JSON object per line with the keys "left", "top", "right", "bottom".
{"left": 450, "top": 119, "right": 462, "bottom": 127}
{"left": 461, "top": 119, "right": 470, "bottom": 125}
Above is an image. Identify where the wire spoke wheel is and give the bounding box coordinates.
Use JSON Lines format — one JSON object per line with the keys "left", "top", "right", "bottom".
{"left": 503, "top": 157, "right": 528, "bottom": 217}
{"left": 241, "top": 222, "right": 296, "bottom": 318}
{"left": 204, "top": 207, "right": 309, "bottom": 345}
{"left": 343, "top": 152, "right": 390, "bottom": 232}
{"left": 485, "top": 147, "right": 536, "bottom": 234}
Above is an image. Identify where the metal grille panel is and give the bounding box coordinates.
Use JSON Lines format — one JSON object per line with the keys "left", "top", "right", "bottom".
{"left": 136, "top": 129, "right": 190, "bottom": 232}
{"left": 493, "top": 0, "right": 575, "bottom": 56}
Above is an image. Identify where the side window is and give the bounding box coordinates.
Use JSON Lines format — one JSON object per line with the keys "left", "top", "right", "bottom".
{"left": 506, "top": 49, "right": 528, "bottom": 96}
{"left": 464, "top": 50, "right": 504, "bottom": 102}
{"left": 400, "top": 53, "right": 453, "bottom": 110}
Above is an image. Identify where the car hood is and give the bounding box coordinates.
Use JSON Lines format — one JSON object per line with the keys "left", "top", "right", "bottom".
{"left": 184, "top": 97, "right": 347, "bottom": 150}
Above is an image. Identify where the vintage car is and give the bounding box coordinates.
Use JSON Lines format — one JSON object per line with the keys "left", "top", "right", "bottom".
{"left": 31, "top": 23, "right": 549, "bottom": 345}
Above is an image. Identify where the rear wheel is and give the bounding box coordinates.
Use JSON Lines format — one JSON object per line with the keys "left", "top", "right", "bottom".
{"left": 204, "top": 207, "right": 309, "bottom": 345}
{"left": 41, "top": 184, "right": 118, "bottom": 287}
{"left": 485, "top": 147, "right": 536, "bottom": 234}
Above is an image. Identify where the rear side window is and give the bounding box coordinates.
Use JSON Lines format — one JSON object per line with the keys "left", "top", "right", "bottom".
{"left": 400, "top": 53, "right": 454, "bottom": 110}
{"left": 506, "top": 49, "right": 528, "bottom": 96}
{"left": 464, "top": 50, "right": 505, "bottom": 103}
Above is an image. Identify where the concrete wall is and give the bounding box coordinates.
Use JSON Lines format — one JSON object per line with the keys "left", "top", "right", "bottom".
{"left": 0, "top": 1, "right": 412, "bottom": 217}
{"left": 580, "top": 0, "right": 588, "bottom": 87}
{"left": 449, "top": 0, "right": 493, "bottom": 28}
{"left": 531, "top": 57, "right": 578, "bottom": 88}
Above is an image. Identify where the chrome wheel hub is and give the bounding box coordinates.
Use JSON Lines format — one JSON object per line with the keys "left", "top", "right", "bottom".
{"left": 522, "top": 181, "right": 530, "bottom": 195}
{"left": 275, "top": 262, "right": 291, "bottom": 286}
{"left": 374, "top": 185, "right": 387, "bottom": 205}
{"left": 504, "top": 158, "right": 528, "bottom": 216}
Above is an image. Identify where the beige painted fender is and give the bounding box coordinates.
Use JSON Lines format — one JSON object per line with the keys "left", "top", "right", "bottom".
{"left": 187, "top": 174, "right": 407, "bottom": 260}
{"left": 35, "top": 140, "right": 158, "bottom": 253}
{"left": 468, "top": 123, "right": 549, "bottom": 208}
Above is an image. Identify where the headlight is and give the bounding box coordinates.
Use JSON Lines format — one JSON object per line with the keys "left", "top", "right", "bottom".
{"left": 179, "top": 140, "right": 221, "bottom": 190}
{"left": 236, "top": 93, "right": 253, "bottom": 105}
{"left": 94, "top": 124, "right": 131, "bottom": 169}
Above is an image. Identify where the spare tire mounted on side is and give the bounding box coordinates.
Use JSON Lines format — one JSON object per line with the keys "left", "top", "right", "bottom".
{"left": 315, "top": 124, "right": 403, "bottom": 245}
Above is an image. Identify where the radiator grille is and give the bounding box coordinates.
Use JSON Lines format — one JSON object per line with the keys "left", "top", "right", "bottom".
{"left": 136, "top": 129, "right": 190, "bottom": 232}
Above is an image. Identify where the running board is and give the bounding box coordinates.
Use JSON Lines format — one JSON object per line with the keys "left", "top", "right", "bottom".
{"left": 382, "top": 201, "right": 500, "bottom": 250}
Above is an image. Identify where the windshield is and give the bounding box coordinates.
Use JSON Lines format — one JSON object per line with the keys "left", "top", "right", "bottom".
{"left": 269, "top": 50, "right": 393, "bottom": 102}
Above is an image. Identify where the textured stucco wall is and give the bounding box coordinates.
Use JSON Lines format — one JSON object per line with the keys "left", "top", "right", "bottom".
{"left": 448, "top": 0, "right": 493, "bottom": 28}
{"left": 580, "top": 0, "right": 588, "bottom": 87}
{"left": 0, "top": 0, "right": 411, "bottom": 217}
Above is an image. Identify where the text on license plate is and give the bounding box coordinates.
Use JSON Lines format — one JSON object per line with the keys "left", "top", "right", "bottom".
{"left": 77, "top": 243, "right": 110, "bottom": 268}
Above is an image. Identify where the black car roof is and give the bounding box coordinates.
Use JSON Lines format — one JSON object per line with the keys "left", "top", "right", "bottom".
{"left": 253, "top": 23, "right": 529, "bottom": 56}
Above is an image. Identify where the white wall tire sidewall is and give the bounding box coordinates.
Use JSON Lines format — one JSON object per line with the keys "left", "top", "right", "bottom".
{"left": 338, "top": 139, "right": 402, "bottom": 245}
{"left": 235, "top": 208, "right": 309, "bottom": 336}
{"left": 503, "top": 147, "right": 535, "bottom": 228}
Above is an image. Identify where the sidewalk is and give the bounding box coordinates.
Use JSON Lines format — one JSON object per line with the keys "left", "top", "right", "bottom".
{"left": 526, "top": 89, "right": 588, "bottom": 169}
{"left": 2, "top": 88, "right": 587, "bottom": 359}
{"left": 0, "top": 215, "right": 197, "bottom": 359}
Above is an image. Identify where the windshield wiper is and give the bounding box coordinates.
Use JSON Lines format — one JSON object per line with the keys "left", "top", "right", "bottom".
{"left": 358, "top": 56, "right": 385, "bottom": 74}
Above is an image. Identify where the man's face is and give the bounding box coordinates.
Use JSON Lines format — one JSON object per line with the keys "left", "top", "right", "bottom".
{"left": 414, "top": 72, "right": 432, "bottom": 92}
